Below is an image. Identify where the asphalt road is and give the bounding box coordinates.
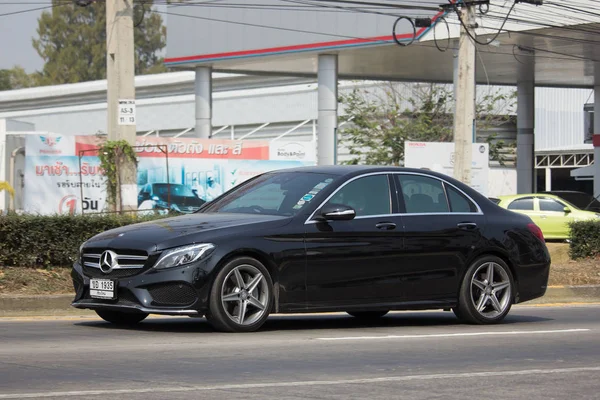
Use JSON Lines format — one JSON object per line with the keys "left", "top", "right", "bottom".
{"left": 0, "top": 305, "right": 599, "bottom": 400}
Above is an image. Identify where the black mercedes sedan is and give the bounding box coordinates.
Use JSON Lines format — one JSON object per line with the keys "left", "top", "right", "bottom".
{"left": 71, "top": 166, "right": 551, "bottom": 332}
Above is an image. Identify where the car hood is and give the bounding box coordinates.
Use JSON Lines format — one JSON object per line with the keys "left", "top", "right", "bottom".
{"left": 84, "top": 213, "right": 290, "bottom": 252}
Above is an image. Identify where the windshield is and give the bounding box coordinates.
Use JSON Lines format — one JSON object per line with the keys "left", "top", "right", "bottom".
{"left": 153, "top": 184, "right": 196, "bottom": 198}
{"left": 201, "top": 171, "right": 338, "bottom": 216}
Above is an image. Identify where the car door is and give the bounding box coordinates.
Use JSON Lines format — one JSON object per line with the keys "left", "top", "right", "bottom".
{"left": 394, "top": 173, "right": 486, "bottom": 301}
{"left": 537, "top": 196, "right": 572, "bottom": 238}
{"left": 506, "top": 196, "right": 541, "bottom": 225}
{"left": 304, "top": 173, "right": 404, "bottom": 309}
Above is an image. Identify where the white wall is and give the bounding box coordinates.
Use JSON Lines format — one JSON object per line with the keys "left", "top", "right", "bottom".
{"left": 488, "top": 167, "right": 517, "bottom": 197}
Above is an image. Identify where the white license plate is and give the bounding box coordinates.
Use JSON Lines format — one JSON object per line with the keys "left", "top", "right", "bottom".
{"left": 90, "top": 279, "right": 116, "bottom": 300}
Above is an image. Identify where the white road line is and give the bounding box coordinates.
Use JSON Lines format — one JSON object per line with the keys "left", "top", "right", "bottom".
{"left": 316, "top": 328, "right": 591, "bottom": 341}
{"left": 1, "top": 366, "right": 600, "bottom": 399}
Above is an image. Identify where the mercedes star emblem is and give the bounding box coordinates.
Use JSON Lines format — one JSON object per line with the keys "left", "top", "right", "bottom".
{"left": 99, "top": 250, "right": 118, "bottom": 273}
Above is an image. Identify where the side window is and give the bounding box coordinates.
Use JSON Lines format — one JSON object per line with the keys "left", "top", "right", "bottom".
{"left": 327, "top": 175, "right": 391, "bottom": 217}
{"left": 397, "top": 175, "right": 449, "bottom": 214}
{"left": 446, "top": 185, "right": 478, "bottom": 213}
{"left": 507, "top": 198, "right": 534, "bottom": 211}
{"left": 539, "top": 198, "right": 566, "bottom": 212}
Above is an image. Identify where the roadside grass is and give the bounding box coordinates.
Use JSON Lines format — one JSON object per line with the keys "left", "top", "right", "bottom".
{"left": 0, "top": 243, "right": 598, "bottom": 295}
{"left": 0, "top": 267, "right": 73, "bottom": 295}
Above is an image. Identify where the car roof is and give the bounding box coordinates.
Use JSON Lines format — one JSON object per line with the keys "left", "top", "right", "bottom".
{"left": 541, "top": 190, "right": 589, "bottom": 194}
{"left": 269, "top": 165, "right": 459, "bottom": 180}
{"left": 497, "top": 193, "right": 563, "bottom": 200}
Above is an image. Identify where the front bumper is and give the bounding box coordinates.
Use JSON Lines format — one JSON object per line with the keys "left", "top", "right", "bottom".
{"left": 71, "top": 259, "right": 213, "bottom": 316}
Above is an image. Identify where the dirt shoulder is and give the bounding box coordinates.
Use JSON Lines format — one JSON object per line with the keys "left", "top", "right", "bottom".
{"left": 0, "top": 244, "right": 598, "bottom": 295}
{"left": 546, "top": 243, "right": 600, "bottom": 286}
{"left": 0, "top": 267, "right": 73, "bottom": 295}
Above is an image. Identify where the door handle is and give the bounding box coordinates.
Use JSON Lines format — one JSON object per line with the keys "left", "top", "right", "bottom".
{"left": 540, "top": 215, "right": 547, "bottom": 219}
{"left": 376, "top": 222, "right": 396, "bottom": 230}
{"left": 457, "top": 222, "right": 478, "bottom": 230}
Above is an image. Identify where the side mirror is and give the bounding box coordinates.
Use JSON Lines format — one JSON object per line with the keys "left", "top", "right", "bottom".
{"left": 316, "top": 203, "right": 356, "bottom": 221}
{"left": 564, "top": 206, "right": 572, "bottom": 214}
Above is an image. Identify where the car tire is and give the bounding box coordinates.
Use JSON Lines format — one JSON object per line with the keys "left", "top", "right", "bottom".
{"left": 95, "top": 309, "right": 148, "bottom": 325}
{"left": 453, "top": 255, "right": 515, "bottom": 325}
{"left": 206, "top": 257, "right": 274, "bottom": 333}
{"left": 347, "top": 311, "right": 389, "bottom": 319}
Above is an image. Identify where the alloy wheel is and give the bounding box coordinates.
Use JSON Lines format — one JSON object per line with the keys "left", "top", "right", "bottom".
{"left": 220, "top": 264, "right": 269, "bottom": 326}
{"left": 469, "top": 262, "right": 511, "bottom": 318}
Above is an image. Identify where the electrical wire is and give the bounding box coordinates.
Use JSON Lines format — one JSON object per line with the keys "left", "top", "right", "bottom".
{"left": 512, "top": 44, "right": 526, "bottom": 65}
{"left": 392, "top": 16, "right": 415, "bottom": 46}
{"left": 0, "top": 4, "right": 53, "bottom": 17}
{"left": 157, "top": 9, "right": 390, "bottom": 43}
{"left": 158, "top": 8, "right": 600, "bottom": 64}
{"left": 134, "top": 0, "right": 146, "bottom": 27}
{"left": 546, "top": 1, "right": 600, "bottom": 19}
{"left": 450, "top": 0, "right": 519, "bottom": 46}
{"left": 433, "top": 15, "right": 450, "bottom": 52}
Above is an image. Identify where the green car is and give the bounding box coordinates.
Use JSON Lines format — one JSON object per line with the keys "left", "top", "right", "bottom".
{"left": 496, "top": 194, "right": 600, "bottom": 240}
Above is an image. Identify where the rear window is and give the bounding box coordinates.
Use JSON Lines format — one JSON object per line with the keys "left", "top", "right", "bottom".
{"left": 508, "top": 198, "right": 534, "bottom": 211}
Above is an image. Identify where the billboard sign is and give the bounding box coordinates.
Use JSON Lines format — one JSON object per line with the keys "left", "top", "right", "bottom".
{"left": 404, "top": 141, "right": 490, "bottom": 196}
{"left": 24, "top": 135, "right": 315, "bottom": 215}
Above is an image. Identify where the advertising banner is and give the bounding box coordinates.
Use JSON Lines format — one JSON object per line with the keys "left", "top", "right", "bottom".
{"left": 24, "top": 134, "right": 315, "bottom": 215}
{"left": 404, "top": 141, "right": 490, "bottom": 196}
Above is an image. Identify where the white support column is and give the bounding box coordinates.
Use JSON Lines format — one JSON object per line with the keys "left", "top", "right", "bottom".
{"left": 545, "top": 167, "right": 552, "bottom": 191}
{"left": 317, "top": 54, "right": 338, "bottom": 166}
{"left": 594, "top": 71, "right": 600, "bottom": 199}
{"left": 195, "top": 66, "right": 212, "bottom": 139}
{"left": 517, "top": 58, "right": 535, "bottom": 194}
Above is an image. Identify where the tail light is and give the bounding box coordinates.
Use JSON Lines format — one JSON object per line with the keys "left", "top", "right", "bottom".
{"left": 527, "top": 223, "right": 545, "bottom": 241}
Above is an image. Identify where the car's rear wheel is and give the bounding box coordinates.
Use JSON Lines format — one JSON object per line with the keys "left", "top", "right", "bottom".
{"left": 453, "top": 256, "right": 514, "bottom": 324}
{"left": 206, "top": 257, "right": 273, "bottom": 332}
{"left": 347, "top": 311, "right": 389, "bottom": 319}
{"left": 95, "top": 309, "right": 148, "bottom": 325}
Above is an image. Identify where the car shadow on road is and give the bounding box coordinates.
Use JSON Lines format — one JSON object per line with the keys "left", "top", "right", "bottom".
{"left": 74, "top": 311, "right": 552, "bottom": 334}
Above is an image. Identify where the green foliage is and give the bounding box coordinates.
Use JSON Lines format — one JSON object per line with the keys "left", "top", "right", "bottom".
{"left": 97, "top": 140, "right": 138, "bottom": 209}
{"left": 339, "top": 82, "right": 517, "bottom": 166}
{"left": 0, "top": 213, "right": 167, "bottom": 267}
{"left": 568, "top": 220, "right": 600, "bottom": 260}
{"left": 0, "top": 66, "right": 39, "bottom": 91}
{"left": 32, "top": 0, "right": 166, "bottom": 86}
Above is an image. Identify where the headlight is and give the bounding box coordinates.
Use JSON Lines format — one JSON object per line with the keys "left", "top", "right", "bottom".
{"left": 153, "top": 243, "right": 215, "bottom": 270}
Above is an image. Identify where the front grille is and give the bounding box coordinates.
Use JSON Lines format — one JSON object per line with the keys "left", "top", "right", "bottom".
{"left": 82, "top": 266, "right": 141, "bottom": 279}
{"left": 82, "top": 287, "right": 139, "bottom": 306}
{"left": 82, "top": 249, "right": 149, "bottom": 279}
{"left": 147, "top": 282, "right": 197, "bottom": 306}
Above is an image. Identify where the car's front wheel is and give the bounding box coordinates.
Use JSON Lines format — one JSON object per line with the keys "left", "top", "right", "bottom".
{"left": 206, "top": 257, "right": 273, "bottom": 332}
{"left": 453, "top": 256, "right": 514, "bottom": 324}
{"left": 95, "top": 309, "right": 148, "bottom": 325}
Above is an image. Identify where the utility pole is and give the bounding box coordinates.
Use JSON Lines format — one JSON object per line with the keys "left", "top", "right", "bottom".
{"left": 106, "top": 0, "right": 137, "bottom": 212}
{"left": 452, "top": 3, "right": 477, "bottom": 185}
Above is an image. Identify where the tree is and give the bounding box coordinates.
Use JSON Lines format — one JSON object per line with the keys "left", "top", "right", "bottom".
{"left": 32, "top": 0, "right": 166, "bottom": 86}
{"left": 339, "top": 82, "right": 516, "bottom": 166}
{"left": 0, "top": 66, "right": 39, "bottom": 91}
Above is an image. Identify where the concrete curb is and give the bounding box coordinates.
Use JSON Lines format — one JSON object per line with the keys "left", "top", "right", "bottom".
{"left": 1, "top": 286, "right": 600, "bottom": 317}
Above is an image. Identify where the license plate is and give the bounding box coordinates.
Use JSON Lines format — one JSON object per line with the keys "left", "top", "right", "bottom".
{"left": 90, "top": 279, "right": 116, "bottom": 300}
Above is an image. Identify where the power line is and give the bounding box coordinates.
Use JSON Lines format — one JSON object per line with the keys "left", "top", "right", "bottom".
{"left": 0, "top": 4, "right": 54, "bottom": 17}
